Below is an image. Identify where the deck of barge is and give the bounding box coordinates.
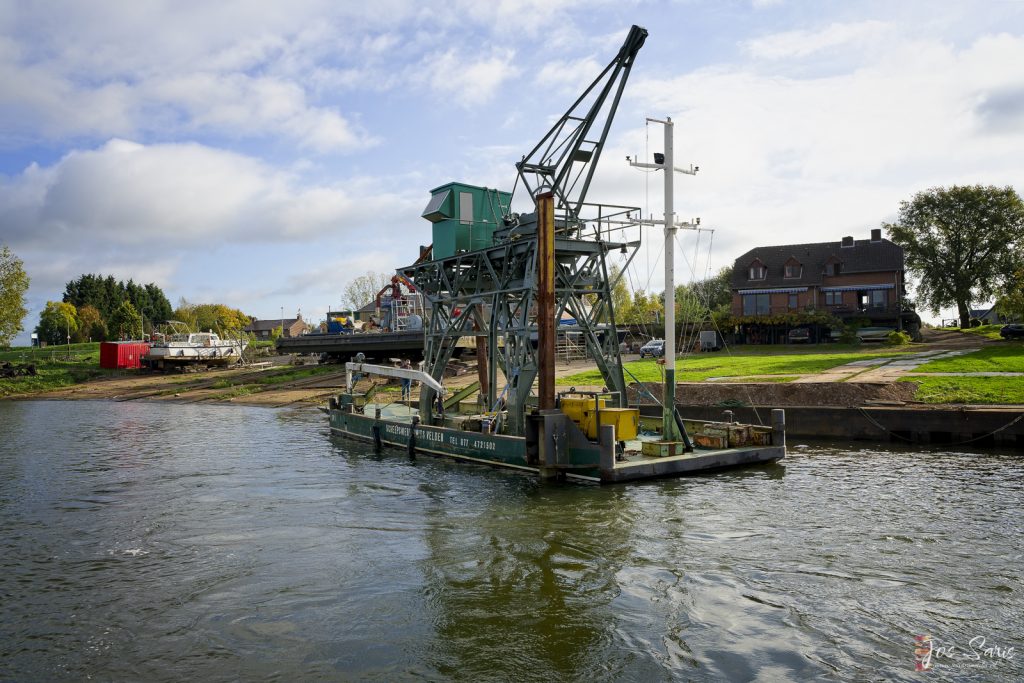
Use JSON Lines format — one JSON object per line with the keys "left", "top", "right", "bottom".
{"left": 607, "top": 444, "right": 784, "bottom": 482}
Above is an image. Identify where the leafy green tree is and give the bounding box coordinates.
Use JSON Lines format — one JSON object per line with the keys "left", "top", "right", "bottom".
{"left": 173, "top": 300, "right": 252, "bottom": 334}
{"left": 63, "top": 274, "right": 173, "bottom": 328}
{"left": 674, "top": 284, "right": 704, "bottom": 323}
{"left": 76, "top": 304, "right": 107, "bottom": 342}
{"left": 36, "top": 301, "right": 79, "bottom": 345}
{"left": 995, "top": 266, "right": 1024, "bottom": 321}
{"left": 173, "top": 298, "right": 199, "bottom": 331}
{"left": 672, "top": 268, "right": 733, "bottom": 323}
{"left": 108, "top": 300, "right": 143, "bottom": 340}
{"left": 64, "top": 274, "right": 108, "bottom": 318}
{"left": 884, "top": 185, "right": 1024, "bottom": 328}
{"left": 692, "top": 266, "right": 733, "bottom": 314}
{"left": 619, "top": 290, "right": 663, "bottom": 325}
{"left": 591, "top": 264, "right": 631, "bottom": 323}
{"left": 144, "top": 283, "right": 173, "bottom": 322}
{"left": 605, "top": 264, "right": 631, "bottom": 323}
{"left": 0, "top": 245, "right": 30, "bottom": 348}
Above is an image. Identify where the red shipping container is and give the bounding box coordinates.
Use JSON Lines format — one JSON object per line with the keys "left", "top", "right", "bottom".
{"left": 99, "top": 341, "right": 150, "bottom": 369}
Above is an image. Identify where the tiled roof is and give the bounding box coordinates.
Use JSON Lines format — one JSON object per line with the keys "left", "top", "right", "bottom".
{"left": 731, "top": 237, "right": 904, "bottom": 290}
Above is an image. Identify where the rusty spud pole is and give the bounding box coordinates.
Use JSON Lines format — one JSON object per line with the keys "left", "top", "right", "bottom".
{"left": 537, "top": 191, "right": 555, "bottom": 411}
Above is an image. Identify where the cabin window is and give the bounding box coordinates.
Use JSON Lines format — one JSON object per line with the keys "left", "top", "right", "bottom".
{"left": 784, "top": 265, "right": 802, "bottom": 279}
{"left": 459, "top": 192, "right": 473, "bottom": 224}
{"left": 825, "top": 291, "right": 842, "bottom": 306}
{"left": 748, "top": 265, "right": 766, "bottom": 280}
{"left": 742, "top": 293, "right": 770, "bottom": 315}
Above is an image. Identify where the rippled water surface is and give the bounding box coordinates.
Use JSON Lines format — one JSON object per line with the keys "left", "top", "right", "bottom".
{"left": 1, "top": 400, "right": 1021, "bottom": 681}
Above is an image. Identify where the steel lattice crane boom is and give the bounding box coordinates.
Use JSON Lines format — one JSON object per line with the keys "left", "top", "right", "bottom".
{"left": 503, "top": 24, "right": 647, "bottom": 237}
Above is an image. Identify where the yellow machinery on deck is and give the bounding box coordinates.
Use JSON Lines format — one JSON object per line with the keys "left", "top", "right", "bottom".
{"left": 559, "top": 393, "right": 639, "bottom": 442}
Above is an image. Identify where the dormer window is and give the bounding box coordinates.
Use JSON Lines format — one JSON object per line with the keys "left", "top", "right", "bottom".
{"left": 784, "top": 258, "right": 802, "bottom": 279}
{"left": 748, "top": 259, "right": 766, "bottom": 280}
{"left": 824, "top": 257, "right": 842, "bottom": 276}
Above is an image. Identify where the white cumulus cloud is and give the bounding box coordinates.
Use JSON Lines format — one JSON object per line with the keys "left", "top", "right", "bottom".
{"left": 1, "top": 138, "right": 417, "bottom": 251}
{"left": 413, "top": 48, "right": 521, "bottom": 107}
{"left": 744, "top": 20, "right": 893, "bottom": 60}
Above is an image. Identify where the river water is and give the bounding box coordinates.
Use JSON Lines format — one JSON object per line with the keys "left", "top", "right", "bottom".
{"left": 1, "top": 400, "right": 1020, "bottom": 681}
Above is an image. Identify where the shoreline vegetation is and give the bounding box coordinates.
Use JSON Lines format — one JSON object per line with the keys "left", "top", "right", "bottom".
{"left": 2, "top": 333, "right": 1023, "bottom": 406}
{"left": 0, "top": 341, "right": 345, "bottom": 407}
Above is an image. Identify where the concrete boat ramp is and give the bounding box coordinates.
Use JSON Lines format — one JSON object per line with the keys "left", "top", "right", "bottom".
{"left": 792, "top": 349, "right": 977, "bottom": 383}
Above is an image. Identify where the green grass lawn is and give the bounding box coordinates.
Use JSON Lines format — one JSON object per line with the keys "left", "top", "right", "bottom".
{"left": 0, "top": 342, "right": 101, "bottom": 364}
{"left": 940, "top": 324, "right": 1005, "bottom": 340}
{"left": 203, "top": 364, "right": 339, "bottom": 398}
{"left": 914, "top": 344, "right": 1024, "bottom": 373}
{"left": 0, "top": 343, "right": 111, "bottom": 397}
{"left": 0, "top": 342, "right": 338, "bottom": 399}
{"left": 901, "top": 376, "right": 1024, "bottom": 404}
{"left": 252, "top": 364, "right": 338, "bottom": 385}
{"left": 559, "top": 345, "right": 916, "bottom": 385}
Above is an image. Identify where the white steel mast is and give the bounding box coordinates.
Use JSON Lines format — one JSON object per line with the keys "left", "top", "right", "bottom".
{"left": 629, "top": 116, "right": 699, "bottom": 445}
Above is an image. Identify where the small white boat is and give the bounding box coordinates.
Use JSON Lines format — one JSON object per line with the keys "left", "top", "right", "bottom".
{"left": 145, "top": 322, "right": 248, "bottom": 369}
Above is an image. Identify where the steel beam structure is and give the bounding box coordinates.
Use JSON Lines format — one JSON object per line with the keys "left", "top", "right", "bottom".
{"left": 501, "top": 25, "right": 648, "bottom": 239}
{"left": 402, "top": 233, "right": 630, "bottom": 436}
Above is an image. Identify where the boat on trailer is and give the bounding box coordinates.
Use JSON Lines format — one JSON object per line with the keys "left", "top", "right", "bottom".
{"left": 144, "top": 321, "right": 248, "bottom": 370}
{"left": 327, "top": 25, "right": 785, "bottom": 483}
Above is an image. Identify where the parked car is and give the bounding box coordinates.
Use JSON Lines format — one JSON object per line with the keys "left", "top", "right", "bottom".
{"left": 639, "top": 339, "right": 665, "bottom": 358}
{"left": 856, "top": 326, "right": 896, "bottom": 342}
{"left": 1000, "top": 323, "right": 1024, "bottom": 340}
{"left": 787, "top": 328, "right": 810, "bottom": 343}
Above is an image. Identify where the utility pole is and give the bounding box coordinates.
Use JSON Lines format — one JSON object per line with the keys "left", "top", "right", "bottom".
{"left": 629, "top": 116, "right": 702, "bottom": 448}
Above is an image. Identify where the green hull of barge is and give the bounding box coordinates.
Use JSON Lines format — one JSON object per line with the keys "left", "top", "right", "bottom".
{"left": 329, "top": 408, "right": 785, "bottom": 484}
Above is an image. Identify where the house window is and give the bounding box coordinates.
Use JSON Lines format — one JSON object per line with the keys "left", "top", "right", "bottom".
{"left": 871, "top": 290, "right": 887, "bottom": 309}
{"left": 785, "top": 265, "right": 802, "bottom": 279}
{"left": 825, "top": 263, "right": 841, "bottom": 276}
{"left": 825, "top": 291, "right": 842, "bottom": 306}
{"left": 788, "top": 294, "right": 798, "bottom": 309}
{"left": 742, "top": 293, "right": 770, "bottom": 315}
{"left": 748, "top": 264, "right": 766, "bottom": 280}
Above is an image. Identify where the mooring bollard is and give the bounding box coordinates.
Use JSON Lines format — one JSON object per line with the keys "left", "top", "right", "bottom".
{"left": 772, "top": 409, "right": 786, "bottom": 449}
{"left": 723, "top": 409, "right": 734, "bottom": 423}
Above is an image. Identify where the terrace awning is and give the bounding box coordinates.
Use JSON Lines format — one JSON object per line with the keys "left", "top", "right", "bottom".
{"left": 820, "top": 284, "right": 894, "bottom": 292}
{"left": 738, "top": 287, "right": 808, "bottom": 294}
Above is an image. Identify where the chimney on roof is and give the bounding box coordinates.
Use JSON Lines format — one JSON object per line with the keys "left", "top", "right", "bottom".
{"left": 841, "top": 236, "right": 854, "bottom": 248}
{"left": 870, "top": 228, "right": 882, "bottom": 242}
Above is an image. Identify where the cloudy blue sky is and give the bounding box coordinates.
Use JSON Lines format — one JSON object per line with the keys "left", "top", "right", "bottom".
{"left": 3, "top": 0, "right": 1024, "bottom": 342}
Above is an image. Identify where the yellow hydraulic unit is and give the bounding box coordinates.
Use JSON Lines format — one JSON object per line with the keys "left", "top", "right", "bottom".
{"left": 558, "top": 393, "right": 639, "bottom": 441}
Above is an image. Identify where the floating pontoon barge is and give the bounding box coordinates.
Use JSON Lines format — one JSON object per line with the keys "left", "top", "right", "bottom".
{"left": 327, "top": 25, "right": 784, "bottom": 482}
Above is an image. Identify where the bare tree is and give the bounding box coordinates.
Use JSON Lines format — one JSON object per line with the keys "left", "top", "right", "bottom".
{"left": 341, "top": 271, "right": 392, "bottom": 311}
